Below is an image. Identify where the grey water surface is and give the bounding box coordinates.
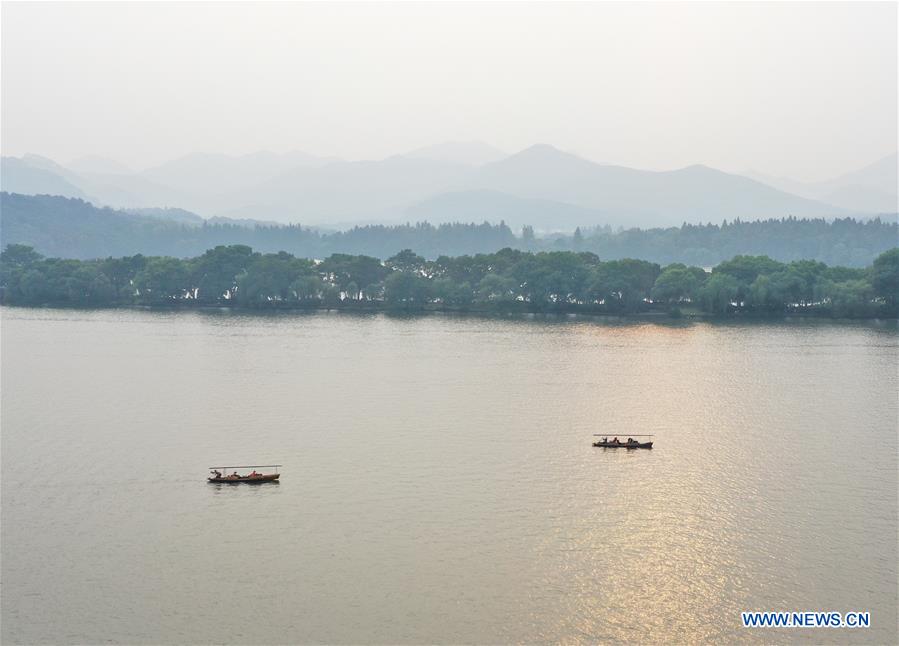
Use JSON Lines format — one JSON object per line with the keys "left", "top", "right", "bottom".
{"left": 2, "top": 308, "right": 896, "bottom": 645}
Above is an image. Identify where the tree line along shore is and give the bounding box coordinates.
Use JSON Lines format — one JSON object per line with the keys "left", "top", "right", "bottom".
{"left": 1, "top": 244, "right": 897, "bottom": 318}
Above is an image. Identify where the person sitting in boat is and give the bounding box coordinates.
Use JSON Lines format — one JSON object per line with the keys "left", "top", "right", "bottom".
{"left": 249, "top": 470, "right": 259, "bottom": 477}
{"left": 626, "top": 437, "right": 636, "bottom": 444}
{"left": 612, "top": 436, "right": 620, "bottom": 444}
{"left": 211, "top": 469, "right": 222, "bottom": 479}
{"left": 231, "top": 471, "right": 241, "bottom": 479}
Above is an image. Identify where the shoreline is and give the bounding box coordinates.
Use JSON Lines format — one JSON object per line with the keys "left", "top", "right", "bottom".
{"left": 2, "top": 301, "right": 896, "bottom": 324}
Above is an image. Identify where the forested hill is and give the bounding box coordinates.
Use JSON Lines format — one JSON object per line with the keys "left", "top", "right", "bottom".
{"left": 1, "top": 192, "right": 896, "bottom": 267}
{"left": 0, "top": 193, "right": 518, "bottom": 260}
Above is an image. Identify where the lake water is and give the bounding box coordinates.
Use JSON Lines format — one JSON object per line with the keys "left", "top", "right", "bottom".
{"left": 2, "top": 308, "right": 897, "bottom": 645}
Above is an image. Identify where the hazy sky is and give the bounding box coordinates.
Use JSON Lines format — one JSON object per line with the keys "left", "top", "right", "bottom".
{"left": 2, "top": 2, "right": 896, "bottom": 181}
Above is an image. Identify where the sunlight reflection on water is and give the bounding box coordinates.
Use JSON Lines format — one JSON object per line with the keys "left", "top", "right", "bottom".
{"left": 1, "top": 309, "right": 896, "bottom": 645}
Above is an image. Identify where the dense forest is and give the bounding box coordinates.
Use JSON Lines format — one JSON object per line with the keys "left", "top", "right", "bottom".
{"left": 2, "top": 243, "right": 896, "bottom": 318}
{"left": 2, "top": 193, "right": 896, "bottom": 266}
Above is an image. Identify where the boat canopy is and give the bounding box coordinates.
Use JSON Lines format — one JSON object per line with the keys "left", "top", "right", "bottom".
{"left": 209, "top": 464, "right": 282, "bottom": 471}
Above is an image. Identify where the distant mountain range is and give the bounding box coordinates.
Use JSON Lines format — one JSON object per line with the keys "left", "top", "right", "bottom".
{"left": 2, "top": 143, "right": 895, "bottom": 230}
{"left": 1, "top": 156, "right": 91, "bottom": 201}
{"left": 745, "top": 152, "right": 897, "bottom": 214}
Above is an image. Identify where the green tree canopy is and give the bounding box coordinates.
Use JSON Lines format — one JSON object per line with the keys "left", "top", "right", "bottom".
{"left": 2, "top": 243, "right": 895, "bottom": 318}
{"left": 871, "top": 248, "right": 899, "bottom": 305}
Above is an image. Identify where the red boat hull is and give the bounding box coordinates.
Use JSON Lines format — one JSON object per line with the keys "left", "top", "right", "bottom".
{"left": 208, "top": 474, "right": 280, "bottom": 483}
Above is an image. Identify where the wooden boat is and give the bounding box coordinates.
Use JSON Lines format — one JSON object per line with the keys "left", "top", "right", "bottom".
{"left": 208, "top": 473, "right": 280, "bottom": 483}
{"left": 592, "top": 440, "right": 653, "bottom": 449}
{"left": 592, "top": 435, "right": 654, "bottom": 449}
{"left": 207, "top": 465, "right": 281, "bottom": 483}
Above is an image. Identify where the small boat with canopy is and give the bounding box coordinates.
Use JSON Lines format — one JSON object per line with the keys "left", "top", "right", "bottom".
{"left": 208, "top": 465, "right": 282, "bottom": 483}
{"left": 592, "top": 435, "right": 653, "bottom": 449}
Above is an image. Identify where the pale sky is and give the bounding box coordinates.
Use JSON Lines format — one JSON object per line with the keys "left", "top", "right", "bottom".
{"left": 2, "top": 1, "right": 896, "bottom": 181}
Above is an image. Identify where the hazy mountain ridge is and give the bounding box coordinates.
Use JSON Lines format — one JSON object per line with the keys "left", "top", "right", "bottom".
{"left": 218, "top": 155, "right": 474, "bottom": 222}
{"left": 0, "top": 157, "right": 92, "bottom": 201}
{"left": 68, "top": 155, "right": 133, "bottom": 175}
{"left": 459, "top": 145, "right": 854, "bottom": 227}
{"left": 141, "top": 150, "right": 340, "bottom": 196}
{"left": 2, "top": 144, "right": 893, "bottom": 230}
{"left": 746, "top": 152, "right": 898, "bottom": 214}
